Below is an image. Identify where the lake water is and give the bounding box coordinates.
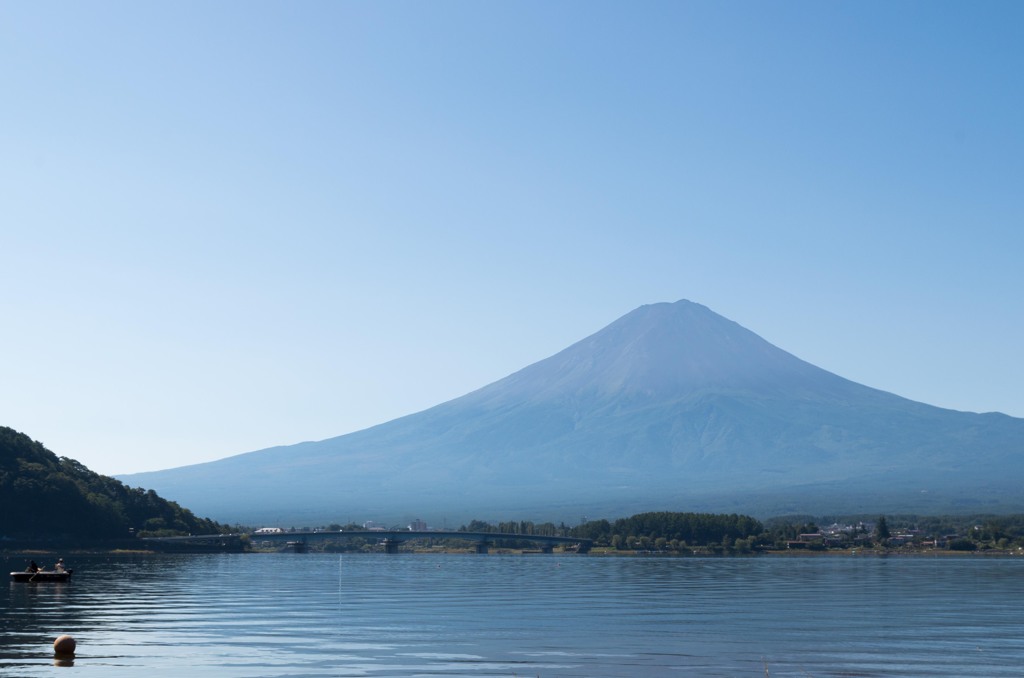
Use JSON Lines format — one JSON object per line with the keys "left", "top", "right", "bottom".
{"left": 2, "top": 552, "right": 1023, "bottom": 677}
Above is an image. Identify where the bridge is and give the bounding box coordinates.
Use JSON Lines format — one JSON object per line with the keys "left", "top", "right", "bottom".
{"left": 251, "top": 529, "right": 592, "bottom": 554}
{"left": 144, "top": 530, "right": 591, "bottom": 554}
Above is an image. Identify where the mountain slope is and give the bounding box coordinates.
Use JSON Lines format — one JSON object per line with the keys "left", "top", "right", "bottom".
{"left": 118, "top": 300, "right": 1024, "bottom": 523}
{"left": 0, "top": 426, "right": 230, "bottom": 542}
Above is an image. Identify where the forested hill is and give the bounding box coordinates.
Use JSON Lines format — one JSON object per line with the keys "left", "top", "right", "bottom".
{"left": 0, "top": 426, "right": 230, "bottom": 543}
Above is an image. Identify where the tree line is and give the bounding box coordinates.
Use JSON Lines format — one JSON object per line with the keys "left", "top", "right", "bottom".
{"left": 0, "top": 426, "right": 232, "bottom": 544}
{"left": 456, "top": 511, "right": 764, "bottom": 552}
{"left": 455, "top": 510, "right": 1024, "bottom": 553}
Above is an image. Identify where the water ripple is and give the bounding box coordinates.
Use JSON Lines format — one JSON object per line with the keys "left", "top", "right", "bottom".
{"left": 3, "top": 553, "right": 1024, "bottom": 676}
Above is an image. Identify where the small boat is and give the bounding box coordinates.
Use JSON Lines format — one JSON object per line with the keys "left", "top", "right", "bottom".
{"left": 10, "top": 569, "right": 73, "bottom": 583}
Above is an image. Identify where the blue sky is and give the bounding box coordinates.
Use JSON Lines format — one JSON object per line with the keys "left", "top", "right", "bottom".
{"left": 2, "top": 2, "right": 1022, "bottom": 475}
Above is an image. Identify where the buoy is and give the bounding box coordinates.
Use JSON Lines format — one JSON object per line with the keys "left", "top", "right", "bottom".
{"left": 53, "top": 635, "right": 76, "bottom": 655}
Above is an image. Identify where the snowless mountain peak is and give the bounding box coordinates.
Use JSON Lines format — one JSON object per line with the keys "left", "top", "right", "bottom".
{"left": 118, "top": 300, "right": 1024, "bottom": 524}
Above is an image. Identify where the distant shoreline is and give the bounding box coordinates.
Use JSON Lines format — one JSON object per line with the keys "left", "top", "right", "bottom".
{"left": 5, "top": 546, "right": 1021, "bottom": 558}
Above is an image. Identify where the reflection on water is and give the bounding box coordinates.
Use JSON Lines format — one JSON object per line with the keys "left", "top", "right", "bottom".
{"left": 2, "top": 553, "right": 1023, "bottom": 676}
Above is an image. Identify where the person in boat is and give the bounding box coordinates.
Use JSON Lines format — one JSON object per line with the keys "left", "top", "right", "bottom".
{"left": 54, "top": 558, "right": 66, "bottom": 573}
{"left": 25, "top": 560, "right": 39, "bottom": 573}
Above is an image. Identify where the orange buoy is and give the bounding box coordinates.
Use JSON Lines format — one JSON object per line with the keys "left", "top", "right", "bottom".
{"left": 53, "top": 635, "right": 76, "bottom": 655}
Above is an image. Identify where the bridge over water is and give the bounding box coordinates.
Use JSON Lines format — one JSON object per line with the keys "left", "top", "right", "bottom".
{"left": 144, "top": 530, "right": 592, "bottom": 554}
{"left": 252, "top": 529, "right": 592, "bottom": 554}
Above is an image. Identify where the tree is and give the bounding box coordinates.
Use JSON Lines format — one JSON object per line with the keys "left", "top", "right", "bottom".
{"left": 0, "top": 426, "right": 230, "bottom": 542}
{"left": 948, "top": 538, "right": 977, "bottom": 551}
{"left": 875, "top": 516, "right": 891, "bottom": 543}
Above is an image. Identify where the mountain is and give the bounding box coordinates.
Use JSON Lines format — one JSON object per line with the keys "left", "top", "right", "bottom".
{"left": 0, "top": 426, "right": 231, "bottom": 543}
{"left": 117, "top": 300, "right": 1024, "bottom": 525}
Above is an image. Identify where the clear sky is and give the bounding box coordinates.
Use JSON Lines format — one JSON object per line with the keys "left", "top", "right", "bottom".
{"left": 2, "top": 2, "right": 1021, "bottom": 475}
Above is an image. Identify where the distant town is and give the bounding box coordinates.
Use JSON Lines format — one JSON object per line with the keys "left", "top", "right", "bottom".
{"left": 240, "top": 512, "right": 1024, "bottom": 556}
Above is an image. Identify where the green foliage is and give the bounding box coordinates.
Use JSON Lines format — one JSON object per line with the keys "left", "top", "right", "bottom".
{"left": 575, "top": 519, "right": 612, "bottom": 543}
{"left": 609, "top": 511, "right": 763, "bottom": 546}
{"left": 455, "top": 510, "right": 1024, "bottom": 554}
{"left": 459, "top": 519, "right": 494, "bottom": 533}
{"left": 947, "top": 538, "right": 977, "bottom": 551}
{"left": 0, "top": 426, "right": 230, "bottom": 542}
{"left": 875, "top": 515, "right": 891, "bottom": 542}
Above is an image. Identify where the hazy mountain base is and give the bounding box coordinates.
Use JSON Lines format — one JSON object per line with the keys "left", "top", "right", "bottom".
{"left": 124, "top": 471, "right": 1024, "bottom": 529}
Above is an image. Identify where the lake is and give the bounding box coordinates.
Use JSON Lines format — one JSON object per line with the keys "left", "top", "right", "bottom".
{"left": 2, "top": 552, "right": 1023, "bottom": 677}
